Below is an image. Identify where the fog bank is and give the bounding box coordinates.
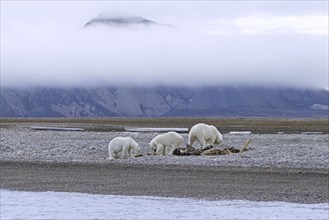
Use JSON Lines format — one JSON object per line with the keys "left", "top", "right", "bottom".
{"left": 1, "top": 2, "right": 328, "bottom": 89}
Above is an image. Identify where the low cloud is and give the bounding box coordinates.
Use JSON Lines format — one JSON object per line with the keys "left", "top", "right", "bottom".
{"left": 233, "top": 15, "right": 328, "bottom": 35}
{"left": 1, "top": 11, "right": 328, "bottom": 89}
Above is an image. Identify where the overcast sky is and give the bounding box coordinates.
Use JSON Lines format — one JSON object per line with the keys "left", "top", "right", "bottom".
{"left": 1, "top": 1, "right": 328, "bottom": 89}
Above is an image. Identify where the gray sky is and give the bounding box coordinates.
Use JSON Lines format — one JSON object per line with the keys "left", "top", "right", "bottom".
{"left": 1, "top": 1, "right": 328, "bottom": 89}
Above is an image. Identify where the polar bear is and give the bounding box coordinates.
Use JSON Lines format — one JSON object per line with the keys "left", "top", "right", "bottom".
{"left": 149, "top": 132, "right": 183, "bottom": 156}
{"left": 187, "top": 123, "right": 222, "bottom": 150}
{"left": 108, "top": 137, "right": 142, "bottom": 160}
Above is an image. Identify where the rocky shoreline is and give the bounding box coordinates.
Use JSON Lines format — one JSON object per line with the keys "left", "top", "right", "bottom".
{"left": 1, "top": 125, "right": 328, "bottom": 169}
{"left": 1, "top": 124, "right": 328, "bottom": 204}
{"left": 1, "top": 160, "right": 328, "bottom": 204}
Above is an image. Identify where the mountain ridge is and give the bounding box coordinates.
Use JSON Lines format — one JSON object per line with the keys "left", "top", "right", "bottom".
{"left": 1, "top": 86, "right": 328, "bottom": 118}
{"left": 84, "top": 12, "right": 158, "bottom": 28}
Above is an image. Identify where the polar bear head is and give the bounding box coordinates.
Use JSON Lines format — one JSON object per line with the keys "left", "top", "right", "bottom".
{"left": 134, "top": 145, "right": 142, "bottom": 155}
{"left": 149, "top": 141, "right": 157, "bottom": 155}
{"left": 214, "top": 131, "right": 223, "bottom": 145}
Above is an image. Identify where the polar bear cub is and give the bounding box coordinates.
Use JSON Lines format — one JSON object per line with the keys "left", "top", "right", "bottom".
{"left": 108, "top": 137, "right": 141, "bottom": 160}
{"left": 149, "top": 131, "right": 183, "bottom": 156}
{"left": 187, "top": 123, "right": 222, "bottom": 150}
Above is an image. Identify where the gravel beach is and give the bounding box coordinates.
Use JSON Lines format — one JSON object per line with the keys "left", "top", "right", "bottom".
{"left": 1, "top": 123, "right": 328, "bottom": 204}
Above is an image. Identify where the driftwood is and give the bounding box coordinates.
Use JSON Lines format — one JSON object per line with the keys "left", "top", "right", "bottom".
{"left": 240, "top": 139, "right": 252, "bottom": 154}
{"left": 173, "top": 139, "right": 252, "bottom": 156}
{"left": 301, "top": 132, "right": 323, "bottom": 135}
{"left": 31, "top": 127, "right": 84, "bottom": 132}
{"left": 172, "top": 145, "right": 211, "bottom": 156}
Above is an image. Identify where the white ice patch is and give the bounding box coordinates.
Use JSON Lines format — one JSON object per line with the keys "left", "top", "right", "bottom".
{"left": 1, "top": 190, "right": 328, "bottom": 220}
{"left": 311, "top": 104, "right": 329, "bottom": 111}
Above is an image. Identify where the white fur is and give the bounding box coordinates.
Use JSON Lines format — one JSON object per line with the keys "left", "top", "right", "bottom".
{"left": 188, "top": 123, "right": 222, "bottom": 149}
{"left": 149, "top": 132, "right": 183, "bottom": 155}
{"left": 108, "top": 137, "right": 141, "bottom": 160}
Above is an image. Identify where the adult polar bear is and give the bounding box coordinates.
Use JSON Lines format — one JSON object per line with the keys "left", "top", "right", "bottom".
{"left": 149, "top": 131, "right": 183, "bottom": 155}
{"left": 108, "top": 137, "right": 141, "bottom": 160}
{"left": 187, "top": 123, "right": 222, "bottom": 150}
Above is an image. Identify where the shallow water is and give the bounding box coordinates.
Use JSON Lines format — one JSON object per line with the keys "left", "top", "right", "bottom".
{"left": 1, "top": 190, "right": 328, "bottom": 220}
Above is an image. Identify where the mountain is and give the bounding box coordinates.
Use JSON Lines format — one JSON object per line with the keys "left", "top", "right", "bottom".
{"left": 84, "top": 12, "right": 158, "bottom": 28}
{"left": 1, "top": 86, "right": 328, "bottom": 118}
